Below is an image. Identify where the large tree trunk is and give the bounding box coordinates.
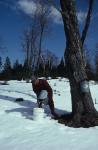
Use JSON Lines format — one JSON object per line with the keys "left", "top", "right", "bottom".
{"left": 59, "top": 0, "right": 98, "bottom": 127}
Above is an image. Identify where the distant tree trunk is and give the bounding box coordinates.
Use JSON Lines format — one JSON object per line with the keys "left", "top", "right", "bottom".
{"left": 60, "top": 0, "right": 98, "bottom": 127}
{"left": 35, "top": 0, "right": 51, "bottom": 74}
{"left": 36, "top": 28, "right": 44, "bottom": 71}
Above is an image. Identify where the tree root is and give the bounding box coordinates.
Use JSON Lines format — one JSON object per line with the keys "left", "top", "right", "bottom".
{"left": 57, "top": 112, "right": 98, "bottom": 128}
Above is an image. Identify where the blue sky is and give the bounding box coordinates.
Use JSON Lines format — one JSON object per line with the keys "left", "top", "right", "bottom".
{"left": 0, "top": 0, "right": 98, "bottom": 64}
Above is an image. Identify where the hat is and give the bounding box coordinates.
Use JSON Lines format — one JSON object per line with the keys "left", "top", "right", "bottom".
{"left": 31, "top": 75, "right": 37, "bottom": 84}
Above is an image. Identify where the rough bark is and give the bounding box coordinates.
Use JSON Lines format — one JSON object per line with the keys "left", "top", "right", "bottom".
{"left": 59, "top": 0, "right": 98, "bottom": 127}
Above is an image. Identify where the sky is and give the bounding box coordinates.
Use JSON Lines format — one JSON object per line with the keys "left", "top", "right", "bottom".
{"left": 0, "top": 0, "right": 98, "bottom": 65}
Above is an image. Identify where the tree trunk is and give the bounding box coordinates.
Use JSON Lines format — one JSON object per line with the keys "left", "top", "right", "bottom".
{"left": 36, "top": 28, "right": 44, "bottom": 72}
{"left": 59, "top": 0, "right": 98, "bottom": 127}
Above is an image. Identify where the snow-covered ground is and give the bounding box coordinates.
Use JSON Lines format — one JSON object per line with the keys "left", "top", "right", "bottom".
{"left": 0, "top": 78, "right": 98, "bottom": 150}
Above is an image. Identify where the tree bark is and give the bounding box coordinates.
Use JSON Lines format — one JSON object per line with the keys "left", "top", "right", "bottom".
{"left": 59, "top": 0, "right": 98, "bottom": 127}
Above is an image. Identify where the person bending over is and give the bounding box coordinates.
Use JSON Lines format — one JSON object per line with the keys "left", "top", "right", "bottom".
{"left": 31, "top": 76, "right": 58, "bottom": 117}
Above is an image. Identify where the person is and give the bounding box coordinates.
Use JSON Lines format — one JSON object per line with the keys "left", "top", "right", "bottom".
{"left": 31, "top": 76, "right": 58, "bottom": 117}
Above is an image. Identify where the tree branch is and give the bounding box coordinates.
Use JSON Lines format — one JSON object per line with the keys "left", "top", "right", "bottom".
{"left": 81, "top": 0, "right": 94, "bottom": 46}
{"left": 47, "top": 0, "right": 62, "bottom": 13}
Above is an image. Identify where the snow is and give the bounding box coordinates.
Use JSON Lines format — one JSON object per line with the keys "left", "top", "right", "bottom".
{"left": 0, "top": 79, "right": 98, "bottom": 150}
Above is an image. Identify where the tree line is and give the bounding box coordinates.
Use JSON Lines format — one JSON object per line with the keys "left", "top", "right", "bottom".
{"left": 0, "top": 55, "right": 68, "bottom": 81}
{"left": 0, "top": 51, "right": 98, "bottom": 81}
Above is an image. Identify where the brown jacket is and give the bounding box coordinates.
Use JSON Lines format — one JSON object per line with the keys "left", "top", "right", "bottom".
{"left": 32, "top": 79, "right": 53, "bottom": 101}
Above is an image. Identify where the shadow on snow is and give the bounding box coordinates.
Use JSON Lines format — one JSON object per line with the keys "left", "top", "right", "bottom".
{"left": 0, "top": 94, "right": 69, "bottom": 120}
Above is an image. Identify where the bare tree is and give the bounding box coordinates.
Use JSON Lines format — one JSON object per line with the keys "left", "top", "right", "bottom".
{"left": 22, "top": 13, "right": 40, "bottom": 79}
{"left": 23, "top": 0, "right": 51, "bottom": 76}
{"left": 23, "top": 30, "right": 30, "bottom": 66}
{"left": 59, "top": 0, "right": 98, "bottom": 127}
{"left": 40, "top": 49, "right": 59, "bottom": 75}
{"left": 0, "top": 56, "right": 2, "bottom": 72}
{"left": 23, "top": 30, "right": 31, "bottom": 81}
{"left": 0, "top": 36, "right": 5, "bottom": 53}
{"left": 0, "top": 38, "right": 2, "bottom": 52}
{"left": 35, "top": 0, "right": 51, "bottom": 71}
